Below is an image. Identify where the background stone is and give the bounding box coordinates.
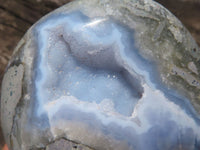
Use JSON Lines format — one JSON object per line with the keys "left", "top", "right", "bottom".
{"left": 0, "top": 0, "right": 200, "bottom": 149}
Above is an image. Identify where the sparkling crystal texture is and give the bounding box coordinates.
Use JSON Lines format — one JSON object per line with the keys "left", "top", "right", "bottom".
{"left": 1, "top": 0, "right": 200, "bottom": 150}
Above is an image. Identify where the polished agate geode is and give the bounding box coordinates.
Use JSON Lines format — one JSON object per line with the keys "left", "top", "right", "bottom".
{"left": 1, "top": 0, "right": 200, "bottom": 150}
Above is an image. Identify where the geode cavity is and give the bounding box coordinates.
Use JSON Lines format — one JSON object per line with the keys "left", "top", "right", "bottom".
{"left": 1, "top": 0, "right": 200, "bottom": 150}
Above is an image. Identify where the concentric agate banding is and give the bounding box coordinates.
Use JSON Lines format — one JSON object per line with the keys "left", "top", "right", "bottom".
{"left": 1, "top": 0, "right": 200, "bottom": 149}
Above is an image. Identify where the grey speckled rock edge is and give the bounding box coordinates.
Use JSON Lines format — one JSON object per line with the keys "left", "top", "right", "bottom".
{"left": 1, "top": 0, "right": 200, "bottom": 149}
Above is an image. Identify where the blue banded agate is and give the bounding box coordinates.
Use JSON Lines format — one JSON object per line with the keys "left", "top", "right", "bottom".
{"left": 1, "top": 0, "right": 200, "bottom": 150}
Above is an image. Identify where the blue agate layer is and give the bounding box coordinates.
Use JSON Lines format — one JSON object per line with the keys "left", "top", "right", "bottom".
{"left": 32, "top": 11, "right": 200, "bottom": 150}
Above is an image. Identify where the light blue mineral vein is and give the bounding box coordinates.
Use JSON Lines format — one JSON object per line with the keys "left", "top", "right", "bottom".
{"left": 34, "top": 11, "right": 200, "bottom": 150}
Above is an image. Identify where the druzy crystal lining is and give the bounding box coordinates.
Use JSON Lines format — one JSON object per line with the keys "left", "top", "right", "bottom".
{"left": 32, "top": 11, "right": 200, "bottom": 149}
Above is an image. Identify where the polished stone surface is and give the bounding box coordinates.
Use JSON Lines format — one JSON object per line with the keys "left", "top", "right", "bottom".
{"left": 1, "top": 0, "right": 200, "bottom": 149}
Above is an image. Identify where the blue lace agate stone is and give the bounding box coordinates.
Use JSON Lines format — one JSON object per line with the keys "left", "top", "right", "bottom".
{"left": 1, "top": 0, "right": 200, "bottom": 150}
